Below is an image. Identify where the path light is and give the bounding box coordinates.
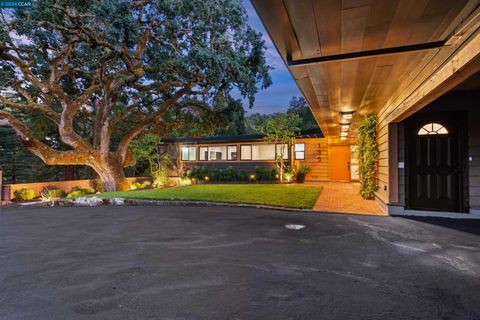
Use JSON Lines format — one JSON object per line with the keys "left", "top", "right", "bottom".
{"left": 249, "top": 174, "right": 256, "bottom": 180}
{"left": 204, "top": 176, "right": 209, "bottom": 181}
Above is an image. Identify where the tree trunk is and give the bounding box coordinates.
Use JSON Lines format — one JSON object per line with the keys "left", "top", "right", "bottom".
{"left": 92, "top": 161, "right": 130, "bottom": 192}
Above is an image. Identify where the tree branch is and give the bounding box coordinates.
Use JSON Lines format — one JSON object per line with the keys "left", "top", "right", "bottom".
{"left": 116, "top": 87, "right": 190, "bottom": 164}
{"left": 0, "top": 111, "right": 90, "bottom": 165}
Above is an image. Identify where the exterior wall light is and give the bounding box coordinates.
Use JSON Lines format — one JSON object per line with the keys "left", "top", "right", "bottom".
{"left": 342, "top": 112, "right": 353, "bottom": 120}
{"left": 340, "top": 124, "right": 350, "bottom": 131}
{"left": 340, "top": 131, "right": 348, "bottom": 137}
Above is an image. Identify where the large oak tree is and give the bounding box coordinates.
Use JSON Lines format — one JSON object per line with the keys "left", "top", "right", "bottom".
{"left": 0, "top": 0, "right": 271, "bottom": 191}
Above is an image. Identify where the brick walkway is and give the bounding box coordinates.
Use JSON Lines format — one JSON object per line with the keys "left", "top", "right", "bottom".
{"left": 312, "top": 182, "right": 386, "bottom": 216}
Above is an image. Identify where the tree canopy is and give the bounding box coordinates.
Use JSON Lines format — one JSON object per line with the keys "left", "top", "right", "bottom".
{"left": 0, "top": 0, "right": 271, "bottom": 190}
{"left": 245, "top": 96, "right": 319, "bottom": 134}
{"left": 259, "top": 113, "right": 301, "bottom": 182}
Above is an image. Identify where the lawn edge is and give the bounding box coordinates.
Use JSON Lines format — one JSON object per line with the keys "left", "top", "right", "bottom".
{"left": 40, "top": 197, "right": 317, "bottom": 212}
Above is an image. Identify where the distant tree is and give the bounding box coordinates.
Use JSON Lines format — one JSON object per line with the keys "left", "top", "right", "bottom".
{"left": 260, "top": 114, "right": 300, "bottom": 182}
{"left": 286, "top": 96, "right": 318, "bottom": 130}
{"left": 0, "top": 0, "right": 271, "bottom": 191}
{"left": 245, "top": 96, "right": 319, "bottom": 134}
{"left": 164, "top": 96, "right": 246, "bottom": 137}
{"left": 245, "top": 112, "right": 279, "bottom": 133}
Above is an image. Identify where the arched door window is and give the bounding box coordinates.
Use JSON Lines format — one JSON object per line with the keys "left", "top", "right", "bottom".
{"left": 417, "top": 123, "right": 448, "bottom": 135}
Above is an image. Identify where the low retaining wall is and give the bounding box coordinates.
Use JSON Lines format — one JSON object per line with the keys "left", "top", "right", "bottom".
{"left": 6, "top": 177, "right": 150, "bottom": 199}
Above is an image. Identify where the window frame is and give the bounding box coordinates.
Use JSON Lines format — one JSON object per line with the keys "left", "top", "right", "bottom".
{"left": 181, "top": 145, "right": 197, "bottom": 161}
{"left": 206, "top": 145, "right": 228, "bottom": 161}
{"left": 199, "top": 146, "right": 208, "bottom": 161}
{"left": 294, "top": 143, "right": 305, "bottom": 160}
{"left": 251, "top": 143, "right": 277, "bottom": 161}
{"left": 275, "top": 143, "right": 290, "bottom": 160}
{"left": 417, "top": 122, "right": 449, "bottom": 136}
{"left": 240, "top": 144, "right": 252, "bottom": 161}
{"left": 227, "top": 145, "right": 238, "bottom": 161}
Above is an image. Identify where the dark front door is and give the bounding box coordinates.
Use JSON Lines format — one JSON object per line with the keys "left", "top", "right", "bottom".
{"left": 406, "top": 112, "right": 466, "bottom": 212}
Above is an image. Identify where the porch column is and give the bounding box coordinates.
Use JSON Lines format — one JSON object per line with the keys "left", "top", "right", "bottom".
{"left": 388, "top": 123, "right": 399, "bottom": 204}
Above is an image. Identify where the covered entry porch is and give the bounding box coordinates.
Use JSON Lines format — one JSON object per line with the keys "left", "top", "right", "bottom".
{"left": 253, "top": 0, "right": 480, "bottom": 217}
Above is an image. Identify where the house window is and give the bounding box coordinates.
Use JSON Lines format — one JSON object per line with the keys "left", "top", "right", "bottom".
{"left": 199, "top": 147, "right": 208, "bottom": 161}
{"left": 240, "top": 145, "right": 252, "bottom": 160}
{"left": 227, "top": 145, "right": 237, "bottom": 161}
{"left": 208, "top": 146, "right": 227, "bottom": 161}
{"left": 252, "top": 144, "right": 276, "bottom": 160}
{"left": 181, "top": 146, "right": 196, "bottom": 161}
{"left": 276, "top": 143, "right": 289, "bottom": 159}
{"left": 418, "top": 123, "right": 448, "bottom": 135}
{"left": 295, "top": 143, "right": 305, "bottom": 160}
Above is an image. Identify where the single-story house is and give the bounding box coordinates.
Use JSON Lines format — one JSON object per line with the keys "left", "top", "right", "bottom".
{"left": 160, "top": 128, "right": 360, "bottom": 182}
{"left": 251, "top": 0, "right": 480, "bottom": 217}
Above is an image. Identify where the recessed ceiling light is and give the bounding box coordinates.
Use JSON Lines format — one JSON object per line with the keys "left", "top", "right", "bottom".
{"left": 342, "top": 112, "right": 354, "bottom": 120}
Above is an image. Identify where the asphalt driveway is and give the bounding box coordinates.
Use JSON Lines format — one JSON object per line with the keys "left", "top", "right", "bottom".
{"left": 0, "top": 205, "right": 479, "bottom": 320}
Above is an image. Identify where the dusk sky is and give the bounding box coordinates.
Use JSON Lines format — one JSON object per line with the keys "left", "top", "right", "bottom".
{"left": 240, "top": 0, "right": 302, "bottom": 114}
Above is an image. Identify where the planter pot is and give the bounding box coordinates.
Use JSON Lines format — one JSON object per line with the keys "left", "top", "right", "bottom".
{"left": 296, "top": 174, "right": 306, "bottom": 183}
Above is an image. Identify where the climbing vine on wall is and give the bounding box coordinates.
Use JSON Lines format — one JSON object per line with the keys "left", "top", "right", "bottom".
{"left": 358, "top": 116, "right": 379, "bottom": 199}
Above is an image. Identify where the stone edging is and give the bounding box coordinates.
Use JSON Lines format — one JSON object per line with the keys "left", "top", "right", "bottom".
{"left": 38, "top": 197, "right": 315, "bottom": 213}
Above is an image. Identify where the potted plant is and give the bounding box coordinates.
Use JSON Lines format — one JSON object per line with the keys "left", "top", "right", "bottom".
{"left": 295, "top": 165, "right": 311, "bottom": 183}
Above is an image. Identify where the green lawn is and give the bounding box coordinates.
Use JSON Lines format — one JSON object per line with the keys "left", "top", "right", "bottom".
{"left": 98, "top": 184, "right": 323, "bottom": 209}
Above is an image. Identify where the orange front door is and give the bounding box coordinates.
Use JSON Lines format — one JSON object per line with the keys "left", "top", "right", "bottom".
{"left": 329, "top": 146, "right": 350, "bottom": 181}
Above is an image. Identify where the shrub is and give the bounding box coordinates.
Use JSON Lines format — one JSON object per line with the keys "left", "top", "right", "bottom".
{"left": 14, "top": 189, "right": 36, "bottom": 201}
{"left": 66, "top": 190, "right": 84, "bottom": 198}
{"left": 225, "top": 166, "right": 236, "bottom": 181}
{"left": 40, "top": 188, "right": 66, "bottom": 201}
{"left": 140, "top": 181, "right": 151, "bottom": 188}
{"left": 152, "top": 155, "right": 171, "bottom": 188}
{"left": 66, "top": 187, "right": 95, "bottom": 198}
{"left": 187, "top": 167, "right": 210, "bottom": 181}
{"left": 185, "top": 166, "right": 280, "bottom": 182}
{"left": 236, "top": 170, "right": 248, "bottom": 182}
{"left": 130, "top": 180, "right": 151, "bottom": 190}
{"left": 255, "top": 166, "right": 269, "bottom": 181}
{"left": 358, "top": 116, "right": 379, "bottom": 199}
{"left": 271, "top": 168, "right": 279, "bottom": 180}
{"left": 129, "top": 182, "right": 140, "bottom": 190}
